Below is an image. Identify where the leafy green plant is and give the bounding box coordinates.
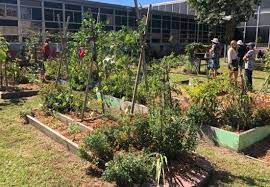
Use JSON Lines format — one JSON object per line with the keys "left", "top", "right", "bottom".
{"left": 40, "top": 83, "right": 75, "bottom": 113}
{"left": 253, "top": 108, "right": 270, "bottom": 128}
{"left": 19, "top": 109, "right": 35, "bottom": 124}
{"left": 84, "top": 130, "right": 113, "bottom": 161}
{"left": 148, "top": 153, "right": 168, "bottom": 186}
{"left": 102, "top": 153, "right": 153, "bottom": 186}
{"left": 185, "top": 42, "right": 210, "bottom": 58}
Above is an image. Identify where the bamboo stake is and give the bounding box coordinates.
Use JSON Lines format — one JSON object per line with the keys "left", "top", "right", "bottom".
{"left": 131, "top": 4, "right": 152, "bottom": 114}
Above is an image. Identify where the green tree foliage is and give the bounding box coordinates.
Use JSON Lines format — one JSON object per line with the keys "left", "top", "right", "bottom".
{"left": 188, "top": 0, "right": 261, "bottom": 41}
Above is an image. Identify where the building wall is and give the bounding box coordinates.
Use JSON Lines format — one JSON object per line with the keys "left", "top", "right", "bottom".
{"left": 0, "top": 0, "right": 223, "bottom": 50}
{"left": 236, "top": 0, "right": 270, "bottom": 47}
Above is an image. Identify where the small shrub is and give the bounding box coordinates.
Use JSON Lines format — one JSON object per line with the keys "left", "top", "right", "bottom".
{"left": 40, "top": 83, "right": 74, "bottom": 113}
{"left": 253, "top": 108, "right": 270, "bottom": 127}
{"left": 84, "top": 130, "right": 113, "bottom": 161}
{"left": 102, "top": 153, "right": 153, "bottom": 186}
{"left": 19, "top": 110, "right": 35, "bottom": 124}
{"left": 44, "top": 60, "right": 60, "bottom": 80}
{"left": 68, "top": 124, "right": 81, "bottom": 135}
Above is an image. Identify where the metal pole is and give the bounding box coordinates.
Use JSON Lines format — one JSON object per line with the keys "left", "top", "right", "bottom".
{"left": 255, "top": 6, "right": 261, "bottom": 47}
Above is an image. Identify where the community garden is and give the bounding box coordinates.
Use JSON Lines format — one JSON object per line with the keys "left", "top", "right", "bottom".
{"left": 1, "top": 0, "right": 270, "bottom": 186}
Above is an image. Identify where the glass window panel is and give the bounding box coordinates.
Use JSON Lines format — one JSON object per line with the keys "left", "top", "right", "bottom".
{"left": 0, "top": 4, "right": 5, "bottom": 16}
{"left": 0, "top": 19, "right": 18, "bottom": 26}
{"left": 152, "top": 19, "right": 161, "bottom": 28}
{"left": 159, "top": 5, "right": 165, "bottom": 11}
{"left": 45, "top": 9, "right": 53, "bottom": 21}
{"left": 21, "top": 0, "right": 41, "bottom": 6}
{"left": 65, "top": 4, "right": 81, "bottom": 11}
{"left": 32, "top": 8, "right": 42, "bottom": 20}
{"left": 116, "top": 10, "right": 126, "bottom": 16}
{"left": 0, "top": 0, "right": 17, "bottom": 4}
{"left": 173, "top": 3, "right": 180, "bottom": 13}
{"left": 260, "top": 13, "right": 270, "bottom": 25}
{"left": 261, "top": 0, "right": 270, "bottom": 9}
{"left": 104, "top": 25, "right": 113, "bottom": 31}
{"left": 128, "top": 17, "right": 136, "bottom": 27}
{"left": 54, "top": 10, "right": 63, "bottom": 21}
{"left": 180, "top": 2, "right": 187, "bottom": 14}
{"left": 44, "top": 1, "right": 62, "bottom": 9}
{"left": 172, "top": 21, "right": 179, "bottom": 29}
{"left": 258, "top": 27, "right": 269, "bottom": 43}
{"left": 68, "top": 23, "right": 81, "bottom": 30}
{"left": 84, "top": 6, "right": 98, "bottom": 13}
{"left": 100, "top": 8, "right": 113, "bottom": 14}
{"left": 6, "top": 5, "right": 17, "bottom": 17}
{"left": 163, "top": 15, "right": 171, "bottom": 20}
{"left": 235, "top": 28, "right": 244, "bottom": 41}
{"left": 165, "top": 4, "right": 172, "bottom": 12}
{"left": 128, "top": 11, "right": 136, "bottom": 17}
{"left": 246, "top": 27, "right": 256, "bottom": 42}
{"left": 65, "top": 11, "right": 74, "bottom": 22}
{"left": 100, "top": 14, "right": 113, "bottom": 25}
{"left": 21, "top": 7, "right": 31, "bottom": 20}
{"left": 162, "top": 20, "right": 171, "bottom": 29}
{"left": 74, "top": 12, "right": 82, "bottom": 23}
{"left": 45, "top": 21, "right": 59, "bottom": 28}
{"left": 152, "top": 14, "right": 161, "bottom": 19}
{"left": 246, "top": 15, "right": 257, "bottom": 26}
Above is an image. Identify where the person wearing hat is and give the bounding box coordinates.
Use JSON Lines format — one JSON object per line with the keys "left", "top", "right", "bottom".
{"left": 237, "top": 40, "right": 247, "bottom": 86}
{"left": 243, "top": 42, "right": 256, "bottom": 91}
{"left": 228, "top": 40, "right": 238, "bottom": 84}
{"left": 208, "top": 38, "right": 221, "bottom": 78}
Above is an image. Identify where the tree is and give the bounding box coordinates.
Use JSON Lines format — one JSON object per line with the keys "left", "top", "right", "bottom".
{"left": 188, "top": 0, "right": 261, "bottom": 42}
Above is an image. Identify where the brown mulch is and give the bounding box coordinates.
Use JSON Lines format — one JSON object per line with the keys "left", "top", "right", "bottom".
{"left": 243, "top": 136, "right": 270, "bottom": 163}
{"left": 33, "top": 110, "right": 91, "bottom": 144}
{"left": 67, "top": 111, "right": 118, "bottom": 129}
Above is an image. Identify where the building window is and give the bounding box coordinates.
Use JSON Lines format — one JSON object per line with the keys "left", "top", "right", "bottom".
{"left": 261, "top": 0, "right": 270, "bottom": 9}
{"left": 246, "top": 15, "right": 257, "bottom": 26}
{"left": 235, "top": 28, "right": 244, "bottom": 40}
{"left": 0, "top": 19, "right": 18, "bottom": 26}
{"left": 0, "top": 0, "right": 17, "bottom": 4}
{"left": 54, "top": 10, "right": 63, "bottom": 21}
{"left": 258, "top": 27, "right": 269, "bottom": 44}
{"left": 128, "top": 17, "right": 136, "bottom": 27}
{"left": 100, "top": 14, "right": 113, "bottom": 25}
{"left": 180, "top": 2, "right": 188, "bottom": 14}
{"left": 0, "top": 4, "right": 5, "bottom": 16}
{"left": 65, "top": 11, "right": 74, "bottom": 22}
{"left": 246, "top": 27, "right": 256, "bottom": 42}
{"left": 6, "top": 5, "right": 17, "bottom": 17}
{"left": 165, "top": 4, "right": 173, "bottom": 12}
{"left": 65, "top": 4, "right": 81, "bottom": 11}
{"left": 45, "top": 9, "right": 53, "bottom": 21}
{"left": 115, "top": 16, "right": 127, "bottom": 26}
{"left": 259, "top": 13, "right": 270, "bottom": 26}
{"left": 32, "top": 8, "right": 42, "bottom": 20}
{"left": 100, "top": 8, "right": 113, "bottom": 15}
{"left": 74, "top": 12, "right": 82, "bottom": 23}
{"left": 173, "top": 3, "right": 180, "bottom": 13}
{"left": 44, "top": 1, "right": 62, "bottom": 9}
{"left": 21, "top": 7, "right": 32, "bottom": 20}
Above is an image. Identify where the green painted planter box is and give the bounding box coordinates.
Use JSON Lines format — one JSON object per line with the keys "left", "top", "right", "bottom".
{"left": 96, "top": 92, "right": 148, "bottom": 114}
{"left": 203, "top": 125, "right": 270, "bottom": 151}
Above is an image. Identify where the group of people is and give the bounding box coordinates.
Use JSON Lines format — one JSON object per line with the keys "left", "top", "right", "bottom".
{"left": 208, "top": 38, "right": 256, "bottom": 91}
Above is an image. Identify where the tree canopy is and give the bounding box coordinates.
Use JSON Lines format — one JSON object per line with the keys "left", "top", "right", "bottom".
{"left": 188, "top": 0, "right": 261, "bottom": 25}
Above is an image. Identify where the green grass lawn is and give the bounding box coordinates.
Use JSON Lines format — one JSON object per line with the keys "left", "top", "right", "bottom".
{"left": 1, "top": 96, "right": 270, "bottom": 186}
{"left": 0, "top": 96, "right": 111, "bottom": 187}
{"left": 171, "top": 60, "right": 269, "bottom": 91}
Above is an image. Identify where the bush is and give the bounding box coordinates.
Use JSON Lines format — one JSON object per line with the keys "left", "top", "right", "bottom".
{"left": 253, "top": 108, "right": 270, "bottom": 128}
{"left": 69, "top": 63, "right": 89, "bottom": 91}
{"left": 40, "top": 83, "right": 83, "bottom": 113}
{"left": 84, "top": 130, "right": 113, "bottom": 161}
{"left": 102, "top": 153, "right": 153, "bottom": 186}
{"left": 44, "top": 60, "right": 59, "bottom": 80}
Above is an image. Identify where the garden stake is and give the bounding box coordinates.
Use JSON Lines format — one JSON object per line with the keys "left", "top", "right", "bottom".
{"left": 56, "top": 14, "right": 70, "bottom": 84}
{"left": 131, "top": 4, "right": 152, "bottom": 114}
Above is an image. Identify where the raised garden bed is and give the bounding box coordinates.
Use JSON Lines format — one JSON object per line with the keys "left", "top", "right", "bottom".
{"left": 0, "top": 83, "right": 43, "bottom": 99}
{"left": 25, "top": 111, "right": 213, "bottom": 187}
{"left": 202, "top": 125, "right": 270, "bottom": 152}
{"left": 96, "top": 92, "right": 148, "bottom": 114}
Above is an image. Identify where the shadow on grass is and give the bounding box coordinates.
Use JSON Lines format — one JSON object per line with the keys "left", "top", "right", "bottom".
{"left": 243, "top": 135, "right": 270, "bottom": 159}
{"left": 209, "top": 169, "right": 270, "bottom": 186}
{"left": 0, "top": 98, "right": 26, "bottom": 107}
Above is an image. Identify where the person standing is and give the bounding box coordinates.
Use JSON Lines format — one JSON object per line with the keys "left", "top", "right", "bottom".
{"left": 243, "top": 42, "right": 256, "bottom": 91}
{"left": 41, "top": 39, "right": 50, "bottom": 82}
{"left": 228, "top": 40, "right": 238, "bottom": 84}
{"left": 237, "top": 40, "right": 246, "bottom": 86}
{"left": 208, "top": 38, "right": 221, "bottom": 78}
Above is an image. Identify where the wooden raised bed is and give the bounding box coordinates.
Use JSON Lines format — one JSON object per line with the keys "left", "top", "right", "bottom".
{"left": 202, "top": 125, "right": 270, "bottom": 152}
{"left": 26, "top": 112, "right": 213, "bottom": 187}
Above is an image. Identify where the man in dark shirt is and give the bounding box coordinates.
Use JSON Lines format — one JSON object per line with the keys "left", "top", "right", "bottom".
{"left": 237, "top": 40, "right": 247, "bottom": 86}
